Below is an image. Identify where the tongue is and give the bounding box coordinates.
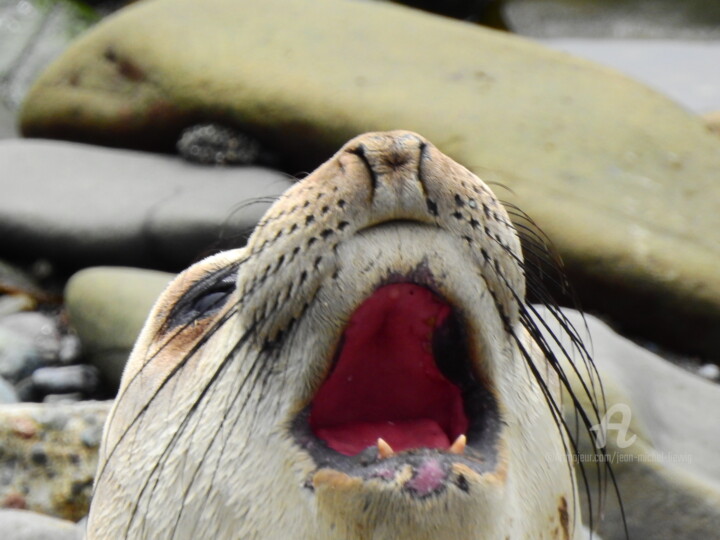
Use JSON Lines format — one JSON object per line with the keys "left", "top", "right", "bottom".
{"left": 309, "top": 283, "right": 468, "bottom": 456}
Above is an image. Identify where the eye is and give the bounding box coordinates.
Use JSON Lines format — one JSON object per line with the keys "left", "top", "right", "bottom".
{"left": 165, "top": 270, "right": 237, "bottom": 330}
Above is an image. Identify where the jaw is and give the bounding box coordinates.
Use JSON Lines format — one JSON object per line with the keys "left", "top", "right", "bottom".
{"left": 280, "top": 224, "right": 533, "bottom": 536}
{"left": 271, "top": 224, "right": 579, "bottom": 539}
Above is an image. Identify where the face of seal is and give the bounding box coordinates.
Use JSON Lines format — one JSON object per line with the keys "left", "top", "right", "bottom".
{"left": 87, "top": 131, "right": 605, "bottom": 540}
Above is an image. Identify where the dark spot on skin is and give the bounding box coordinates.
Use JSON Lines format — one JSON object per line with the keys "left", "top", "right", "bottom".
{"left": 454, "top": 194, "right": 464, "bottom": 206}
{"left": 307, "top": 237, "right": 317, "bottom": 248}
{"left": 338, "top": 199, "right": 347, "bottom": 209}
{"left": 469, "top": 218, "right": 480, "bottom": 229}
{"left": 118, "top": 59, "right": 145, "bottom": 82}
{"left": 314, "top": 257, "right": 322, "bottom": 269}
{"left": 338, "top": 221, "right": 350, "bottom": 231}
{"left": 306, "top": 215, "right": 315, "bottom": 225}
{"left": 275, "top": 255, "right": 285, "bottom": 271}
{"left": 103, "top": 47, "right": 145, "bottom": 81}
{"left": 558, "top": 496, "right": 569, "bottom": 540}
{"left": 452, "top": 211, "right": 463, "bottom": 220}
{"left": 322, "top": 205, "right": 330, "bottom": 214}
{"left": 321, "top": 229, "right": 334, "bottom": 239}
{"left": 455, "top": 474, "right": 469, "bottom": 493}
{"left": 426, "top": 199, "right": 438, "bottom": 216}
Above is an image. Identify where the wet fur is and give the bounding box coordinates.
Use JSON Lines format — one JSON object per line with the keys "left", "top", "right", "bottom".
{"left": 87, "top": 131, "right": 620, "bottom": 539}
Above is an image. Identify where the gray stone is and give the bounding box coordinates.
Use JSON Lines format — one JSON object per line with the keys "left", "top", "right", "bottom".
{"left": 0, "top": 295, "right": 35, "bottom": 317}
{"left": 65, "top": 267, "right": 175, "bottom": 388}
{"left": 697, "top": 363, "right": 720, "bottom": 381}
{"left": 0, "top": 509, "right": 81, "bottom": 540}
{"left": 42, "top": 392, "right": 83, "bottom": 404}
{"left": 0, "top": 375, "right": 19, "bottom": 403}
{"left": 0, "top": 102, "right": 16, "bottom": 139}
{"left": 503, "top": 0, "right": 720, "bottom": 39}
{"left": 0, "top": 140, "right": 292, "bottom": 270}
{"left": 30, "top": 365, "right": 100, "bottom": 396}
{"left": 541, "top": 307, "right": 720, "bottom": 539}
{"left": 57, "top": 334, "right": 81, "bottom": 364}
{"left": 542, "top": 39, "right": 720, "bottom": 114}
{"left": 0, "top": 401, "right": 112, "bottom": 521}
{"left": 0, "top": 312, "right": 61, "bottom": 382}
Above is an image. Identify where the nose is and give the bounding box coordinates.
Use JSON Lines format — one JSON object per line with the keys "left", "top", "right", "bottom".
{"left": 343, "top": 132, "right": 432, "bottom": 218}
{"left": 347, "top": 132, "right": 426, "bottom": 188}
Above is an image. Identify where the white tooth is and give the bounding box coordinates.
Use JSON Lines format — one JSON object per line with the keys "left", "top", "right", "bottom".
{"left": 377, "top": 438, "right": 395, "bottom": 459}
{"left": 449, "top": 434, "right": 467, "bottom": 455}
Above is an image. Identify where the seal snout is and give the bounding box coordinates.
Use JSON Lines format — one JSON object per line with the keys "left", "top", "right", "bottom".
{"left": 346, "top": 131, "right": 427, "bottom": 177}
{"left": 340, "top": 131, "right": 436, "bottom": 220}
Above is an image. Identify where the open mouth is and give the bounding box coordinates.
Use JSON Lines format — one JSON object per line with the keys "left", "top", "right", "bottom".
{"left": 292, "top": 281, "right": 501, "bottom": 496}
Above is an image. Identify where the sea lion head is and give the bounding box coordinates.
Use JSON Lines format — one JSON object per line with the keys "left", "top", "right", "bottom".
{"left": 87, "top": 131, "right": 603, "bottom": 539}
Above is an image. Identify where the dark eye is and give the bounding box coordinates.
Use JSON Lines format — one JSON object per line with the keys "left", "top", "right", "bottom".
{"left": 165, "top": 271, "right": 237, "bottom": 330}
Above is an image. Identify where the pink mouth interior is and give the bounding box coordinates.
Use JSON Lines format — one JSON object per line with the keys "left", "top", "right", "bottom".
{"left": 309, "top": 283, "right": 469, "bottom": 456}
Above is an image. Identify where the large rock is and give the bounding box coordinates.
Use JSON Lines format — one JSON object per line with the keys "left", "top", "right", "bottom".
{"left": 65, "top": 267, "right": 174, "bottom": 389}
{"left": 0, "top": 401, "right": 112, "bottom": 521}
{"left": 17, "top": 0, "right": 720, "bottom": 357}
{"left": 546, "top": 308, "right": 720, "bottom": 540}
{"left": 0, "top": 140, "right": 292, "bottom": 271}
{"left": 0, "top": 509, "right": 81, "bottom": 540}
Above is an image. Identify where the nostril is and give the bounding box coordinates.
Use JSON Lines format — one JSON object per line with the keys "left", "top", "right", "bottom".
{"left": 383, "top": 153, "right": 409, "bottom": 170}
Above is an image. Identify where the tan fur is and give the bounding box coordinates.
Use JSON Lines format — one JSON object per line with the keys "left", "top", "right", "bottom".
{"left": 87, "top": 132, "right": 583, "bottom": 539}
